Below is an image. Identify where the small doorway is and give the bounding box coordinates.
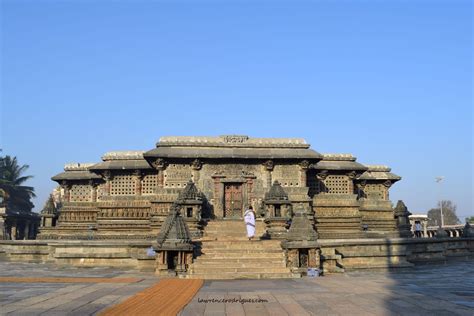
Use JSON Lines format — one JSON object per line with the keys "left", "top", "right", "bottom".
{"left": 224, "top": 183, "right": 243, "bottom": 218}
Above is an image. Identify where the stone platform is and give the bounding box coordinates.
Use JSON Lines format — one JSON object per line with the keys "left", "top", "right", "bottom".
{"left": 0, "top": 260, "right": 473, "bottom": 315}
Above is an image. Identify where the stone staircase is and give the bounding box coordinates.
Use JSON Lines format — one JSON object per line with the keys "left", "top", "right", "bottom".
{"left": 185, "top": 220, "right": 299, "bottom": 279}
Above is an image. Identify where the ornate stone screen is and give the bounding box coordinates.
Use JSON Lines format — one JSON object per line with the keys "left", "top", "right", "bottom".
{"left": 142, "top": 173, "right": 157, "bottom": 195}
{"left": 69, "top": 184, "right": 92, "bottom": 202}
{"left": 323, "top": 175, "right": 349, "bottom": 194}
{"left": 110, "top": 173, "right": 136, "bottom": 195}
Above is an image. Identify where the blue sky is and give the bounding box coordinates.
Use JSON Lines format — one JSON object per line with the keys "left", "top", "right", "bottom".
{"left": 1, "top": 0, "right": 472, "bottom": 219}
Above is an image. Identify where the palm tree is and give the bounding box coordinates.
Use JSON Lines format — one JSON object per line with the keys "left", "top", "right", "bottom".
{"left": 0, "top": 155, "right": 35, "bottom": 212}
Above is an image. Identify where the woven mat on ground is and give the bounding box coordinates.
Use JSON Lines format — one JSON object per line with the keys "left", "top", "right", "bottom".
{"left": 99, "top": 278, "right": 204, "bottom": 316}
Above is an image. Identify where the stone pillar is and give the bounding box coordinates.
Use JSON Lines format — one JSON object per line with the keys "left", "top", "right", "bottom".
{"left": 287, "top": 249, "right": 298, "bottom": 269}
{"left": 90, "top": 180, "right": 98, "bottom": 202}
{"left": 244, "top": 176, "right": 255, "bottom": 209}
{"left": 347, "top": 171, "right": 357, "bottom": 194}
{"left": 11, "top": 221, "right": 17, "bottom": 240}
{"left": 212, "top": 175, "right": 225, "bottom": 218}
{"left": 155, "top": 251, "right": 168, "bottom": 274}
{"left": 61, "top": 181, "right": 71, "bottom": 202}
{"left": 383, "top": 181, "right": 392, "bottom": 200}
{"left": 423, "top": 220, "right": 428, "bottom": 237}
{"left": 0, "top": 207, "right": 5, "bottom": 240}
{"left": 103, "top": 171, "right": 112, "bottom": 196}
{"left": 299, "top": 160, "right": 309, "bottom": 187}
{"left": 152, "top": 159, "right": 167, "bottom": 190}
{"left": 308, "top": 248, "right": 321, "bottom": 268}
{"left": 133, "top": 170, "right": 143, "bottom": 196}
{"left": 24, "top": 221, "right": 30, "bottom": 240}
{"left": 263, "top": 160, "right": 274, "bottom": 188}
{"left": 218, "top": 182, "right": 225, "bottom": 218}
{"left": 191, "top": 159, "right": 202, "bottom": 183}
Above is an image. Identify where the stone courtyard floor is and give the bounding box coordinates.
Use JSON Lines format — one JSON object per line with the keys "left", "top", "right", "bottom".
{"left": 0, "top": 260, "right": 473, "bottom": 315}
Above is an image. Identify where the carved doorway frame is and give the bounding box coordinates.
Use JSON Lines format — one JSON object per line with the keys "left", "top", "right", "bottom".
{"left": 223, "top": 182, "right": 244, "bottom": 219}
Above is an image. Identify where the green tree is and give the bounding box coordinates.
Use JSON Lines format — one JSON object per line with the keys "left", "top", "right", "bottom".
{"left": 0, "top": 155, "right": 35, "bottom": 212}
{"left": 427, "top": 200, "right": 460, "bottom": 226}
{"left": 466, "top": 216, "right": 474, "bottom": 223}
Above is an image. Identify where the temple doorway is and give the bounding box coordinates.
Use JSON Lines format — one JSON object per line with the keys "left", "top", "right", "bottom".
{"left": 224, "top": 183, "right": 243, "bottom": 218}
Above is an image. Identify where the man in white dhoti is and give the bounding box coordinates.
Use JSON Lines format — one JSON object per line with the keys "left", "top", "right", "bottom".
{"left": 244, "top": 206, "right": 256, "bottom": 240}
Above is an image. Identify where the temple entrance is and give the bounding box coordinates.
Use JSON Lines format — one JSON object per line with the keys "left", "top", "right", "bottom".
{"left": 224, "top": 183, "right": 243, "bottom": 218}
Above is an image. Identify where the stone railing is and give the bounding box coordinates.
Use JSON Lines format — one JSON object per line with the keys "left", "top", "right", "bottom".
{"left": 426, "top": 225, "right": 465, "bottom": 238}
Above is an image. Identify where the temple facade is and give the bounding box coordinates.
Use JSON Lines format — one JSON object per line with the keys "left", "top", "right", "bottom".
{"left": 39, "top": 135, "right": 405, "bottom": 241}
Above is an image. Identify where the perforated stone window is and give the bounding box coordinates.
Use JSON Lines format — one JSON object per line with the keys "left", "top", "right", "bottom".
{"left": 110, "top": 173, "right": 136, "bottom": 195}
{"left": 324, "top": 175, "right": 349, "bottom": 194}
{"left": 70, "top": 184, "right": 92, "bottom": 202}
{"left": 142, "top": 173, "right": 157, "bottom": 195}
{"left": 363, "top": 184, "right": 385, "bottom": 200}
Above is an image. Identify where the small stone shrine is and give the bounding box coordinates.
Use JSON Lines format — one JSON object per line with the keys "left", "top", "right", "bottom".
{"left": 263, "top": 181, "right": 292, "bottom": 239}
{"left": 154, "top": 203, "right": 194, "bottom": 275}
{"left": 393, "top": 200, "right": 412, "bottom": 237}
{"left": 281, "top": 205, "right": 320, "bottom": 274}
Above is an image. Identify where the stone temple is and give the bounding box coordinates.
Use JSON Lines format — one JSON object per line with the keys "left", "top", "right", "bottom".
{"left": 42, "top": 135, "right": 403, "bottom": 240}
{"left": 36, "top": 135, "right": 436, "bottom": 278}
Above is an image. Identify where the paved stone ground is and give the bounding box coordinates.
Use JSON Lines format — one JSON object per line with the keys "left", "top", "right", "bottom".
{"left": 0, "top": 260, "right": 473, "bottom": 315}
{"left": 182, "top": 262, "right": 474, "bottom": 316}
{"left": 0, "top": 261, "right": 157, "bottom": 315}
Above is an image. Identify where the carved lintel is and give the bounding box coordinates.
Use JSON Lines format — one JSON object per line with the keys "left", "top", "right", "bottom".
{"left": 316, "top": 170, "right": 328, "bottom": 180}
{"left": 299, "top": 160, "right": 310, "bottom": 170}
{"left": 191, "top": 159, "right": 202, "bottom": 170}
{"left": 152, "top": 158, "right": 167, "bottom": 170}
{"left": 263, "top": 160, "right": 274, "bottom": 171}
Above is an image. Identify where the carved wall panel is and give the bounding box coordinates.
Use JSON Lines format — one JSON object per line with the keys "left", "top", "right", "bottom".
{"left": 272, "top": 164, "right": 300, "bottom": 187}
{"left": 362, "top": 184, "right": 386, "bottom": 200}
{"left": 164, "top": 164, "right": 192, "bottom": 188}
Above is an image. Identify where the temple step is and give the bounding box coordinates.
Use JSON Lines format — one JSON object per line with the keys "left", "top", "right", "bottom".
{"left": 192, "top": 258, "right": 286, "bottom": 265}
{"left": 188, "top": 220, "right": 295, "bottom": 279}
{"left": 198, "top": 250, "right": 284, "bottom": 257}
{"left": 184, "top": 272, "right": 300, "bottom": 280}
